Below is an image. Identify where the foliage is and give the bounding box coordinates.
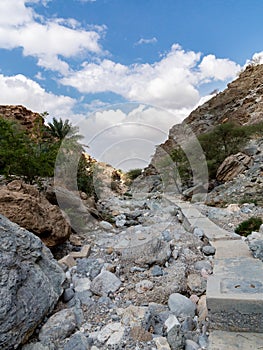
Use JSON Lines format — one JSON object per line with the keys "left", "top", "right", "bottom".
{"left": 47, "top": 117, "right": 83, "bottom": 142}
{"left": 198, "top": 122, "right": 249, "bottom": 180}
{"left": 169, "top": 147, "right": 194, "bottom": 188}
{"left": 235, "top": 217, "right": 262, "bottom": 237}
{"left": 0, "top": 117, "right": 60, "bottom": 183}
{"left": 126, "top": 168, "right": 142, "bottom": 180}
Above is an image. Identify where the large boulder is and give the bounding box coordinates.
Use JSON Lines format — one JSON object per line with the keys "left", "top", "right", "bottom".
{"left": 0, "top": 180, "right": 71, "bottom": 247}
{"left": 216, "top": 152, "right": 252, "bottom": 182}
{"left": 0, "top": 215, "right": 65, "bottom": 350}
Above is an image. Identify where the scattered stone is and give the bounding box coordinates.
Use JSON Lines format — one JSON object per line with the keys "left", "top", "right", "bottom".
{"left": 97, "top": 322, "right": 125, "bottom": 345}
{"left": 168, "top": 293, "right": 196, "bottom": 317}
{"left": 185, "top": 339, "right": 199, "bottom": 350}
{"left": 64, "top": 332, "right": 91, "bottom": 350}
{"left": 59, "top": 255, "right": 76, "bottom": 269}
{"left": 135, "top": 280, "right": 154, "bottom": 293}
{"left": 122, "top": 237, "right": 171, "bottom": 267}
{"left": 166, "top": 319, "right": 185, "bottom": 350}
{"left": 152, "top": 265, "right": 164, "bottom": 276}
{"left": 249, "top": 240, "right": 263, "bottom": 261}
{"left": 162, "top": 230, "right": 172, "bottom": 242}
{"left": 100, "top": 221, "right": 114, "bottom": 231}
{"left": 74, "top": 277, "right": 91, "bottom": 292}
{"left": 39, "top": 308, "right": 81, "bottom": 344}
{"left": 90, "top": 271, "right": 121, "bottom": 296}
{"left": 202, "top": 245, "right": 216, "bottom": 256}
{"left": 193, "top": 227, "right": 204, "bottom": 239}
{"left": 117, "top": 305, "right": 148, "bottom": 327}
{"left": 63, "top": 288, "right": 75, "bottom": 303}
{"left": 187, "top": 273, "right": 207, "bottom": 296}
{"left": 154, "top": 336, "right": 171, "bottom": 350}
{"left": 164, "top": 314, "right": 180, "bottom": 333}
{"left": 194, "top": 260, "right": 212, "bottom": 273}
{"left": 70, "top": 245, "right": 91, "bottom": 259}
{"left": 0, "top": 215, "right": 65, "bottom": 350}
{"left": 197, "top": 295, "right": 208, "bottom": 322}
{"left": 130, "top": 326, "right": 152, "bottom": 342}
{"left": 76, "top": 258, "right": 103, "bottom": 279}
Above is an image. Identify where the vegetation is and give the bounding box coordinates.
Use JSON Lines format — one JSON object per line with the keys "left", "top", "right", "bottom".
{"left": 0, "top": 116, "right": 94, "bottom": 196}
{"left": 126, "top": 168, "right": 142, "bottom": 180}
{"left": 198, "top": 122, "right": 249, "bottom": 179}
{"left": 235, "top": 217, "right": 262, "bottom": 237}
{"left": 0, "top": 117, "right": 59, "bottom": 183}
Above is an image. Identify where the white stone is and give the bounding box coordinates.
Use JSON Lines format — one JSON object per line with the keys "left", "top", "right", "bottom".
{"left": 100, "top": 221, "right": 114, "bottom": 231}
{"left": 74, "top": 277, "right": 91, "bottom": 292}
{"left": 164, "top": 314, "right": 180, "bottom": 333}
{"left": 153, "top": 336, "right": 171, "bottom": 349}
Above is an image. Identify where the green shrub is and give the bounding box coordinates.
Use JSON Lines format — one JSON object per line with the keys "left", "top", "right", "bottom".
{"left": 126, "top": 168, "right": 142, "bottom": 180}
{"left": 235, "top": 217, "right": 262, "bottom": 237}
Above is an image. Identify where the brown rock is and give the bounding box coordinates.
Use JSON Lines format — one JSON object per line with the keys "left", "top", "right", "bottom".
{"left": 58, "top": 254, "right": 76, "bottom": 268}
{"left": 0, "top": 180, "right": 71, "bottom": 247}
{"left": 70, "top": 245, "right": 91, "bottom": 258}
{"left": 216, "top": 152, "right": 252, "bottom": 182}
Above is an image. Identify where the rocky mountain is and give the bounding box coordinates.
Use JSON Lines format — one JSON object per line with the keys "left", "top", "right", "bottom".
{"left": 151, "top": 63, "right": 263, "bottom": 165}
{"left": 0, "top": 105, "right": 44, "bottom": 133}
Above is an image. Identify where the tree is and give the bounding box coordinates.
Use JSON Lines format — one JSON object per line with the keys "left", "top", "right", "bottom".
{"left": 0, "top": 117, "right": 59, "bottom": 183}
{"left": 47, "top": 117, "right": 83, "bottom": 142}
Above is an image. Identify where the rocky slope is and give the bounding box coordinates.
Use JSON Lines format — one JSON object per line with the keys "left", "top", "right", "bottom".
{"left": 0, "top": 105, "right": 45, "bottom": 134}
{"left": 151, "top": 63, "right": 263, "bottom": 166}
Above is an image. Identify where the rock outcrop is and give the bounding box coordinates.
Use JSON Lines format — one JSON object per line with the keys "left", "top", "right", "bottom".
{"left": 0, "top": 214, "right": 65, "bottom": 350}
{"left": 216, "top": 152, "right": 253, "bottom": 182}
{"left": 0, "top": 180, "right": 71, "bottom": 247}
{"left": 0, "top": 105, "right": 44, "bottom": 134}
{"left": 151, "top": 64, "right": 263, "bottom": 168}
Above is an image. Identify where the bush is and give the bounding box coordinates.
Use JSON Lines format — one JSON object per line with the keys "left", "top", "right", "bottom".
{"left": 0, "top": 117, "right": 60, "bottom": 183}
{"left": 126, "top": 168, "right": 142, "bottom": 180}
{"left": 235, "top": 217, "right": 263, "bottom": 237}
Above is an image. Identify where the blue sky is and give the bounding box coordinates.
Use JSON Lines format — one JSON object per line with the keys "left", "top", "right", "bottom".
{"left": 0, "top": 0, "right": 262, "bottom": 169}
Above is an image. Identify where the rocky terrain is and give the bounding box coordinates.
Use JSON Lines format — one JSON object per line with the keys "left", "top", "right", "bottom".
{"left": 0, "top": 64, "right": 263, "bottom": 349}
{"left": 151, "top": 63, "right": 263, "bottom": 163}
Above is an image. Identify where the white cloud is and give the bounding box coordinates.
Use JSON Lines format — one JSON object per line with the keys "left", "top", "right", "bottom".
{"left": 61, "top": 44, "right": 240, "bottom": 110}
{"left": 198, "top": 54, "right": 240, "bottom": 82}
{"left": 0, "top": 0, "right": 104, "bottom": 74}
{"left": 77, "top": 104, "right": 187, "bottom": 170}
{"left": 245, "top": 51, "right": 263, "bottom": 66}
{"left": 0, "top": 73, "right": 76, "bottom": 118}
{"left": 135, "top": 37, "right": 158, "bottom": 46}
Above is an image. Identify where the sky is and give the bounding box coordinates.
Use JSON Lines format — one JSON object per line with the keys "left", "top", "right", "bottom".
{"left": 0, "top": 0, "right": 263, "bottom": 170}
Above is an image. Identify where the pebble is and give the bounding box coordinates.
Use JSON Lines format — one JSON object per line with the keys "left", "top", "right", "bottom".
{"left": 168, "top": 293, "right": 196, "bottom": 317}
{"left": 151, "top": 265, "right": 164, "bottom": 276}
{"left": 135, "top": 280, "right": 154, "bottom": 294}
{"left": 90, "top": 271, "right": 122, "bottom": 296}
{"left": 202, "top": 245, "right": 216, "bottom": 256}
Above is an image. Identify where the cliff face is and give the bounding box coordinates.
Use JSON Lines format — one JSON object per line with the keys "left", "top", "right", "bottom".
{"left": 151, "top": 64, "right": 263, "bottom": 164}
{"left": 0, "top": 105, "right": 44, "bottom": 133}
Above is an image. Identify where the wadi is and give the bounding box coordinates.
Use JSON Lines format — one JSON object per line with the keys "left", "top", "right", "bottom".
{"left": 0, "top": 63, "right": 263, "bottom": 350}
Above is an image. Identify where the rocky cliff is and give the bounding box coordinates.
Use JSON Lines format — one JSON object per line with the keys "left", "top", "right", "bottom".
{"left": 0, "top": 105, "right": 44, "bottom": 133}
{"left": 151, "top": 64, "right": 263, "bottom": 164}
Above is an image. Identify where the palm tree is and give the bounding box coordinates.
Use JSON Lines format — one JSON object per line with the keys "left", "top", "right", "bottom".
{"left": 47, "top": 117, "right": 82, "bottom": 141}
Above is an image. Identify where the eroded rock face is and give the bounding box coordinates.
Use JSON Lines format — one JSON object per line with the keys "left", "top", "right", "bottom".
{"left": 0, "top": 180, "right": 71, "bottom": 247}
{"left": 0, "top": 215, "right": 65, "bottom": 350}
{"left": 216, "top": 152, "right": 252, "bottom": 182}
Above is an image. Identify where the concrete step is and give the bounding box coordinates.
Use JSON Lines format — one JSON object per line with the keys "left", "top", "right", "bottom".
{"left": 207, "top": 257, "right": 263, "bottom": 332}
{"left": 208, "top": 330, "right": 263, "bottom": 349}
{"left": 212, "top": 240, "right": 253, "bottom": 259}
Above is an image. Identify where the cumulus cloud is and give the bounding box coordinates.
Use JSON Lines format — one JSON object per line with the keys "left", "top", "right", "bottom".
{"left": 77, "top": 104, "right": 187, "bottom": 170}
{"left": 61, "top": 44, "right": 240, "bottom": 110}
{"left": 135, "top": 37, "right": 158, "bottom": 46}
{"left": 245, "top": 51, "right": 263, "bottom": 66}
{"left": 0, "top": 73, "right": 76, "bottom": 117}
{"left": 0, "top": 0, "right": 104, "bottom": 74}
